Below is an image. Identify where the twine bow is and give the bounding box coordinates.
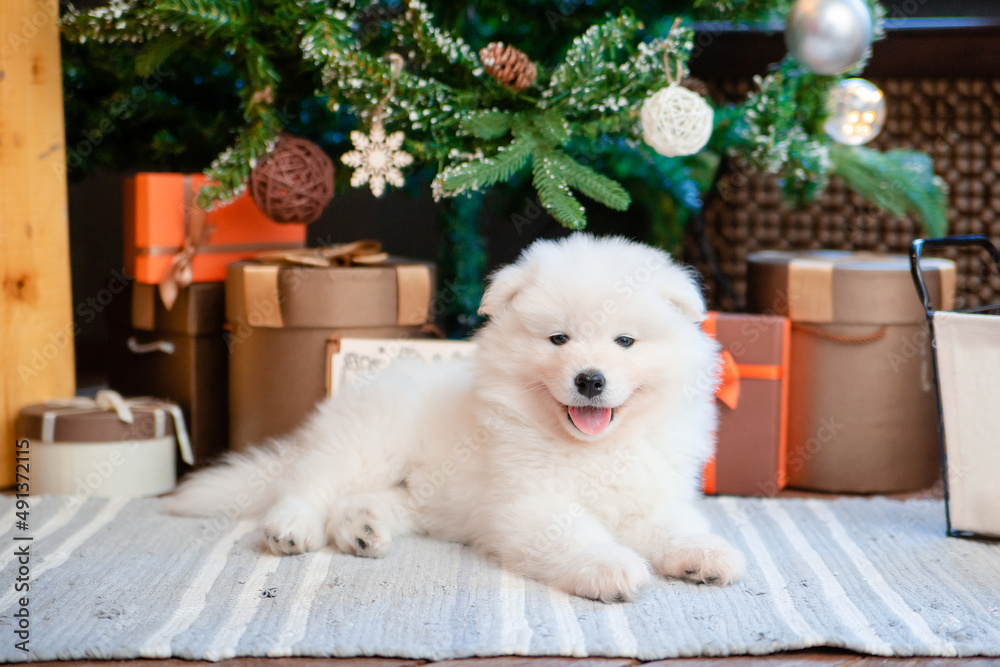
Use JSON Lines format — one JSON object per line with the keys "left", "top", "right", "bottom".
{"left": 255, "top": 240, "right": 389, "bottom": 267}
{"left": 372, "top": 53, "right": 405, "bottom": 127}
{"left": 159, "top": 204, "right": 216, "bottom": 311}
{"left": 43, "top": 389, "right": 194, "bottom": 465}
{"left": 661, "top": 17, "right": 686, "bottom": 87}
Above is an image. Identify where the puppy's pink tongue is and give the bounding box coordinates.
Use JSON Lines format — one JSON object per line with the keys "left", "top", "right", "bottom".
{"left": 568, "top": 406, "right": 613, "bottom": 436}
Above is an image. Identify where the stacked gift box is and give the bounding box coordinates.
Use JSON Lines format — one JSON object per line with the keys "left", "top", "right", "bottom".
{"left": 699, "top": 249, "right": 957, "bottom": 498}
{"left": 109, "top": 173, "right": 443, "bottom": 463}
{"left": 123, "top": 172, "right": 306, "bottom": 287}
{"left": 226, "top": 248, "right": 438, "bottom": 448}
{"left": 108, "top": 282, "right": 230, "bottom": 467}
{"left": 28, "top": 172, "right": 964, "bottom": 500}
{"left": 746, "top": 250, "right": 956, "bottom": 493}
{"left": 110, "top": 172, "right": 309, "bottom": 468}
{"left": 701, "top": 312, "right": 791, "bottom": 497}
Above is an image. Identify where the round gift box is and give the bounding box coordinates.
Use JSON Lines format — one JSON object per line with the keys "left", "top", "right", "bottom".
{"left": 746, "top": 251, "right": 956, "bottom": 493}
{"left": 18, "top": 400, "right": 182, "bottom": 497}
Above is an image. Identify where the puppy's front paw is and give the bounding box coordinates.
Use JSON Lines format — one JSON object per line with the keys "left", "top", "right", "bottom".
{"left": 261, "top": 498, "right": 325, "bottom": 555}
{"left": 563, "top": 546, "right": 652, "bottom": 603}
{"left": 328, "top": 507, "right": 391, "bottom": 558}
{"left": 657, "top": 533, "right": 745, "bottom": 586}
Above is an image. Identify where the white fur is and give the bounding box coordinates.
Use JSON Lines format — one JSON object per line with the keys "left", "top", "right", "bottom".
{"left": 165, "top": 234, "right": 745, "bottom": 602}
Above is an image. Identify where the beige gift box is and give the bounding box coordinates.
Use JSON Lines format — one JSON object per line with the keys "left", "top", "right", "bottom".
{"left": 225, "top": 252, "right": 438, "bottom": 449}
{"left": 747, "top": 250, "right": 956, "bottom": 493}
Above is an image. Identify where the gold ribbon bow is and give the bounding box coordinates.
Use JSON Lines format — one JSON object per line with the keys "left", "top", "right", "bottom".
{"left": 255, "top": 240, "right": 389, "bottom": 267}
{"left": 42, "top": 389, "right": 194, "bottom": 465}
{"left": 159, "top": 177, "right": 216, "bottom": 310}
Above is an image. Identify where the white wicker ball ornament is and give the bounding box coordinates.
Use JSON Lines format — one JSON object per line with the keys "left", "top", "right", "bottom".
{"left": 640, "top": 84, "right": 714, "bottom": 158}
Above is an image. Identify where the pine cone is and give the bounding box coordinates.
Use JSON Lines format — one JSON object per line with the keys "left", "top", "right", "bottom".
{"left": 479, "top": 42, "right": 537, "bottom": 92}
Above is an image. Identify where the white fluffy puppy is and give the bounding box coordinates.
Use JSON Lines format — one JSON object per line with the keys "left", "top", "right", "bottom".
{"left": 166, "top": 233, "right": 745, "bottom": 602}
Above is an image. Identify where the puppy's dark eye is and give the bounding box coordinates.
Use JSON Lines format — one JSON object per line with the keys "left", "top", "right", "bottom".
{"left": 549, "top": 334, "right": 569, "bottom": 346}
{"left": 615, "top": 335, "right": 635, "bottom": 348}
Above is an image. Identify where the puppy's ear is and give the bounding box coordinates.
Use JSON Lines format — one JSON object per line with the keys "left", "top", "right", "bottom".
{"left": 478, "top": 262, "right": 532, "bottom": 317}
{"left": 660, "top": 268, "right": 708, "bottom": 323}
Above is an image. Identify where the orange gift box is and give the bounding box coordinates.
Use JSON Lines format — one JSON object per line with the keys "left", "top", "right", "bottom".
{"left": 124, "top": 173, "right": 306, "bottom": 285}
{"left": 701, "top": 312, "right": 791, "bottom": 496}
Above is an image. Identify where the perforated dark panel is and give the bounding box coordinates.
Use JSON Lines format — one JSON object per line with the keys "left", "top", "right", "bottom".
{"left": 688, "top": 77, "right": 1000, "bottom": 312}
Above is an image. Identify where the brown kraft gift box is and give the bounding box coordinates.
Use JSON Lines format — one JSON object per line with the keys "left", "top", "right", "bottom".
{"left": 746, "top": 251, "right": 956, "bottom": 493}
{"left": 701, "top": 312, "right": 790, "bottom": 497}
{"left": 226, "top": 253, "right": 437, "bottom": 449}
{"left": 108, "top": 282, "right": 229, "bottom": 467}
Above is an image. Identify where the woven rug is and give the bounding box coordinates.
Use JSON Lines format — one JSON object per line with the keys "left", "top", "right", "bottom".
{"left": 4, "top": 495, "right": 1000, "bottom": 662}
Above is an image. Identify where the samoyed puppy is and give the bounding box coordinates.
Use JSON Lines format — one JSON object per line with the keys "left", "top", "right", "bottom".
{"left": 166, "top": 233, "right": 745, "bottom": 602}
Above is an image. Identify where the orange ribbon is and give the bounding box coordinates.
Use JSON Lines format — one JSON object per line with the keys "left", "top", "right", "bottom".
{"left": 704, "top": 312, "right": 784, "bottom": 410}
{"left": 715, "top": 350, "right": 741, "bottom": 409}
{"left": 254, "top": 240, "right": 389, "bottom": 267}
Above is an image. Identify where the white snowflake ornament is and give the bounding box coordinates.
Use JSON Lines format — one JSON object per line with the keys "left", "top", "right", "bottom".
{"left": 640, "top": 84, "right": 714, "bottom": 158}
{"left": 341, "top": 119, "right": 413, "bottom": 197}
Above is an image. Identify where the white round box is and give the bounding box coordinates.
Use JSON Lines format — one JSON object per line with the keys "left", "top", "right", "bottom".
{"left": 30, "top": 437, "right": 177, "bottom": 497}
{"left": 17, "top": 394, "right": 192, "bottom": 498}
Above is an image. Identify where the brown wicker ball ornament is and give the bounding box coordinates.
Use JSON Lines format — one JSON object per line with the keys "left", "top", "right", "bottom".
{"left": 249, "top": 135, "right": 335, "bottom": 224}
{"left": 479, "top": 42, "right": 537, "bottom": 92}
{"left": 680, "top": 77, "right": 710, "bottom": 98}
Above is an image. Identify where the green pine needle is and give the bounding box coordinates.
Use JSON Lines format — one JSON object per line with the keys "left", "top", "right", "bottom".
{"left": 157, "top": 0, "right": 242, "bottom": 38}
{"left": 61, "top": 0, "right": 947, "bottom": 244}
{"left": 533, "top": 153, "right": 587, "bottom": 230}
{"left": 829, "top": 145, "right": 949, "bottom": 237}
{"left": 546, "top": 11, "right": 639, "bottom": 103}
{"left": 531, "top": 110, "right": 571, "bottom": 146}
{"left": 548, "top": 150, "right": 630, "bottom": 210}
{"left": 460, "top": 111, "right": 513, "bottom": 139}
{"left": 134, "top": 35, "right": 191, "bottom": 76}
{"left": 442, "top": 140, "right": 532, "bottom": 193}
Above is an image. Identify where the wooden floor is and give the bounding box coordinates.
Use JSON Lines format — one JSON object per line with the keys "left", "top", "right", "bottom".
{"left": 26, "top": 654, "right": 1000, "bottom": 666}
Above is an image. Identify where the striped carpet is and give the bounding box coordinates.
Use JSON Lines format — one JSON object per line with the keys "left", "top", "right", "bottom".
{"left": 5, "top": 495, "right": 1000, "bottom": 662}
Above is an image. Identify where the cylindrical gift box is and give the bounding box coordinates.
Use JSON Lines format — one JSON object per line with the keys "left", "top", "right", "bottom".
{"left": 746, "top": 251, "right": 956, "bottom": 493}
{"left": 17, "top": 396, "right": 190, "bottom": 497}
{"left": 226, "top": 256, "right": 437, "bottom": 449}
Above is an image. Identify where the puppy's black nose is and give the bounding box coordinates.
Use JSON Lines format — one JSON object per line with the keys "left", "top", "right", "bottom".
{"left": 575, "top": 371, "right": 605, "bottom": 398}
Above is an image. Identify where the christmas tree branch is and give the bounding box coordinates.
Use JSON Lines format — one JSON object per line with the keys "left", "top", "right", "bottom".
{"left": 61, "top": 0, "right": 949, "bottom": 243}
{"left": 61, "top": 1, "right": 170, "bottom": 43}
{"left": 829, "top": 145, "right": 948, "bottom": 236}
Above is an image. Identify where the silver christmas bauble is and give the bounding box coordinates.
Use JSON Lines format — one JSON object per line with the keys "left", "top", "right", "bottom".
{"left": 785, "top": 0, "right": 874, "bottom": 75}
{"left": 824, "top": 78, "right": 885, "bottom": 145}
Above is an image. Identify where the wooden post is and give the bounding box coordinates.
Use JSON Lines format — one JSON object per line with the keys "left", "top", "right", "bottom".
{"left": 0, "top": 0, "right": 76, "bottom": 486}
